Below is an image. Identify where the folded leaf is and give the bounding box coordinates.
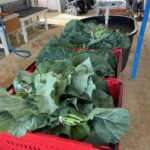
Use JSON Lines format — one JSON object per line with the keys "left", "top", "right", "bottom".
{"left": 92, "top": 90, "right": 114, "bottom": 108}
{"left": 86, "top": 108, "right": 130, "bottom": 145}
{"left": 72, "top": 50, "right": 116, "bottom": 77}
{"left": 34, "top": 72, "right": 60, "bottom": 114}
{"left": 0, "top": 89, "right": 49, "bottom": 137}
{"left": 36, "top": 37, "right": 72, "bottom": 64}
{"left": 67, "top": 58, "right": 96, "bottom": 100}
{"left": 37, "top": 60, "right": 74, "bottom": 78}
{"left": 14, "top": 71, "right": 32, "bottom": 95}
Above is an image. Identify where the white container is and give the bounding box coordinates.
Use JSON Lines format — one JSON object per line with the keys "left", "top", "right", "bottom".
{"left": 96, "top": 0, "right": 127, "bottom": 9}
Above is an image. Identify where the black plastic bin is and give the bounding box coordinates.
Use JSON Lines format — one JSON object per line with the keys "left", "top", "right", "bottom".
{"left": 81, "top": 16, "right": 138, "bottom": 70}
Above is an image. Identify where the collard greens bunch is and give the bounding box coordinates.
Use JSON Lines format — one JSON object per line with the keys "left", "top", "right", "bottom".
{"left": 60, "top": 19, "right": 130, "bottom": 50}
{"left": 36, "top": 38, "right": 118, "bottom": 78}
{"left": 36, "top": 19, "right": 130, "bottom": 78}
{"left": 0, "top": 19, "right": 131, "bottom": 146}
{"left": 0, "top": 57, "right": 130, "bottom": 146}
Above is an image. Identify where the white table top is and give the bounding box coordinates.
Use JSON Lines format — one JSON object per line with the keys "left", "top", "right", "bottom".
{"left": 19, "top": 9, "right": 48, "bottom": 21}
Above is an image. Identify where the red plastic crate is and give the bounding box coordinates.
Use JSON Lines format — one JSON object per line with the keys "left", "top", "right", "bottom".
{"left": 0, "top": 132, "right": 112, "bottom": 150}
{"left": 3, "top": 81, "right": 122, "bottom": 150}
{"left": 74, "top": 48, "right": 122, "bottom": 80}
{"left": 3, "top": 61, "right": 123, "bottom": 150}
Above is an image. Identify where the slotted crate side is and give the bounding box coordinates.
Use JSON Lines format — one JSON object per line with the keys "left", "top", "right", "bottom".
{"left": 2, "top": 78, "right": 122, "bottom": 150}
{"left": 0, "top": 132, "right": 111, "bottom": 150}
{"left": 106, "top": 78, "right": 123, "bottom": 107}
{"left": 112, "top": 49, "right": 122, "bottom": 80}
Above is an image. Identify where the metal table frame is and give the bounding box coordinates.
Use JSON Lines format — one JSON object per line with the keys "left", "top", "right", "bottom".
{"left": 20, "top": 8, "right": 48, "bottom": 43}
{"left": 0, "top": 13, "right": 20, "bottom": 56}
{"left": 0, "top": 26, "right": 9, "bottom": 56}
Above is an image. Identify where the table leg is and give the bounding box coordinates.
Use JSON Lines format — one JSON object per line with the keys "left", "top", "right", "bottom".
{"left": 0, "top": 28, "right": 9, "bottom": 56}
{"left": 36, "top": 15, "right": 40, "bottom": 21}
{"left": 96, "top": 7, "right": 100, "bottom": 16}
{"left": 44, "top": 12, "right": 48, "bottom": 30}
{"left": 7, "top": 35, "right": 11, "bottom": 46}
{"left": 16, "top": 31, "right": 21, "bottom": 45}
{"left": 21, "top": 21, "right": 28, "bottom": 43}
{"left": 32, "top": 17, "right": 36, "bottom": 30}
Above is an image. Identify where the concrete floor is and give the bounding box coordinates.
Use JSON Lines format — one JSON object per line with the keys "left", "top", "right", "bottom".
{"left": 121, "top": 22, "right": 150, "bottom": 150}
{"left": 0, "top": 11, "right": 150, "bottom": 150}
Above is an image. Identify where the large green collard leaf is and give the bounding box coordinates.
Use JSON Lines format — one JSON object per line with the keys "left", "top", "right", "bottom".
{"left": 63, "top": 20, "right": 85, "bottom": 33}
{"left": 66, "top": 58, "right": 96, "bottom": 100}
{"left": 88, "top": 28, "right": 130, "bottom": 50}
{"left": 34, "top": 72, "right": 60, "bottom": 114}
{"left": 60, "top": 98, "right": 93, "bottom": 118}
{"left": 96, "top": 48, "right": 118, "bottom": 71}
{"left": 38, "top": 57, "right": 114, "bottom": 108}
{"left": 36, "top": 46, "right": 70, "bottom": 65}
{"left": 37, "top": 60, "right": 74, "bottom": 78}
{"left": 36, "top": 61, "right": 74, "bottom": 105}
{"left": 92, "top": 90, "right": 114, "bottom": 108}
{"left": 91, "top": 75, "right": 114, "bottom": 108}
{"left": 38, "top": 48, "right": 117, "bottom": 78}
{"left": 61, "top": 20, "right": 90, "bottom": 45}
{"left": 49, "top": 37, "right": 73, "bottom": 51}
{"left": 92, "top": 75, "right": 109, "bottom": 93}
{"left": 84, "top": 22, "right": 106, "bottom": 37}
{"left": 0, "top": 88, "right": 48, "bottom": 137}
{"left": 13, "top": 71, "right": 32, "bottom": 96}
{"left": 1, "top": 71, "right": 67, "bottom": 137}
{"left": 0, "top": 88, "right": 32, "bottom": 121}
{"left": 85, "top": 108, "right": 130, "bottom": 146}
{"left": 84, "top": 21, "right": 130, "bottom": 50}
{"left": 36, "top": 37, "right": 72, "bottom": 65}
{"left": 71, "top": 50, "right": 116, "bottom": 77}
{"left": 9, "top": 114, "right": 48, "bottom": 137}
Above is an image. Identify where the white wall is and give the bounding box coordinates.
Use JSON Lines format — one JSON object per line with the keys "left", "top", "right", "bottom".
{"left": 38, "top": 0, "right": 47, "bottom": 7}
{"left": 38, "top": 0, "right": 66, "bottom": 12}
{"left": 0, "top": 0, "right": 18, "bottom": 4}
{"left": 38, "top": 0, "right": 58, "bottom": 10}
{"left": 47, "top": 0, "right": 58, "bottom": 10}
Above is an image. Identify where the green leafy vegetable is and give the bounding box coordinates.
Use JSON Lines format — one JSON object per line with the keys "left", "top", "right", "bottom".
{"left": 71, "top": 50, "right": 116, "bottom": 77}
{"left": 0, "top": 19, "right": 131, "bottom": 147}
{"left": 36, "top": 37, "right": 72, "bottom": 65}
{"left": 66, "top": 58, "right": 96, "bottom": 100}
{"left": 61, "top": 19, "right": 130, "bottom": 50}
{"left": 85, "top": 108, "right": 130, "bottom": 145}
{"left": 0, "top": 88, "right": 49, "bottom": 137}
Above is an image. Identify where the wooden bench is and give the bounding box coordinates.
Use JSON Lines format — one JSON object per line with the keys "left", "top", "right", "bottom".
{"left": 18, "top": 7, "right": 48, "bottom": 43}
{"left": 0, "top": 1, "right": 48, "bottom": 43}
{"left": 0, "top": 13, "right": 21, "bottom": 56}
